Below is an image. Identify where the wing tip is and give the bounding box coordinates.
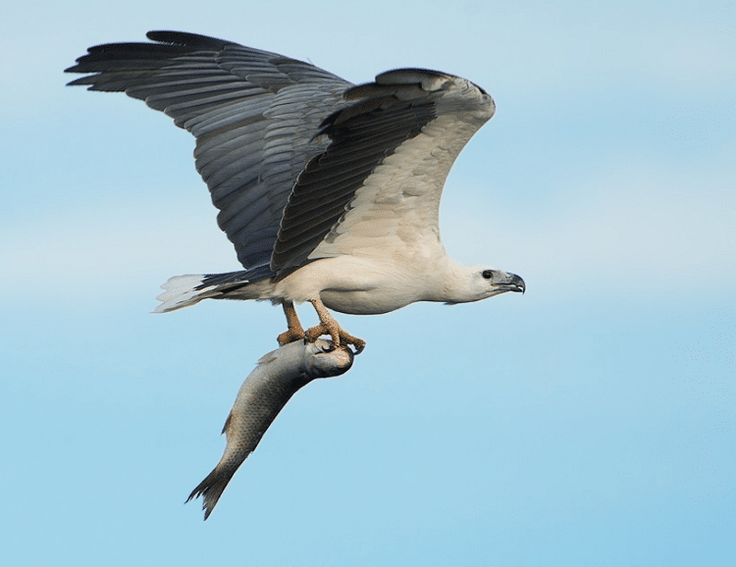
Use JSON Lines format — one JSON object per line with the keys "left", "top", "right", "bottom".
{"left": 376, "top": 68, "right": 454, "bottom": 90}
{"left": 145, "top": 30, "right": 232, "bottom": 48}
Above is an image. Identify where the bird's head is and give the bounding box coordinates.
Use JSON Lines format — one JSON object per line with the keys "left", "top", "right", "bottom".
{"left": 445, "top": 267, "right": 526, "bottom": 304}
{"left": 477, "top": 268, "right": 526, "bottom": 298}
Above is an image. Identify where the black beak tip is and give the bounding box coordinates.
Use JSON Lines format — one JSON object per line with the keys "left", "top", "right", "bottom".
{"left": 511, "top": 273, "right": 526, "bottom": 294}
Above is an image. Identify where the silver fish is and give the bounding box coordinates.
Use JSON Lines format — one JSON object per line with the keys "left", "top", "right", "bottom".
{"left": 187, "top": 339, "right": 354, "bottom": 519}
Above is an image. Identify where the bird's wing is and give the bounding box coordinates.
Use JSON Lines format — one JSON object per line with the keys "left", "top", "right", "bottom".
{"left": 66, "top": 31, "right": 351, "bottom": 272}
{"left": 271, "top": 69, "right": 495, "bottom": 272}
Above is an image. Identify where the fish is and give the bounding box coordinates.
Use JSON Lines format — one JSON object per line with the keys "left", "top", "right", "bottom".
{"left": 187, "top": 339, "right": 354, "bottom": 519}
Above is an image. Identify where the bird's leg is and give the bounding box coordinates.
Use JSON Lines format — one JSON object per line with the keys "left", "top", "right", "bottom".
{"left": 276, "top": 301, "right": 306, "bottom": 346}
{"left": 304, "top": 298, "right": 366, "bottom": 353}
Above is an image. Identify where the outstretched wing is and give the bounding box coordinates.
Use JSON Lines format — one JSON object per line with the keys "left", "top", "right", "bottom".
{"left": 271, "top": 69, "right": 495, "bottom": 272}
{"left": 66, "top": 31, "right": 351, "bottom": 272}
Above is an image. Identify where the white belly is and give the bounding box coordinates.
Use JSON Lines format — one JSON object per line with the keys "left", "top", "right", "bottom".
{"left": 321, "top": 288, "right": 416, "bottom": 315}
{"left": 272, "top": 256, "right": 427, "bottom": 315}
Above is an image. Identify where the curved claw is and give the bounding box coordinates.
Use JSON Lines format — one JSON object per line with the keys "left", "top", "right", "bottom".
{"left": 304, "top": 322, "right": 366, "bottom": 354}
{"left": 305, "top": 298, "right": 366, "bottom": 353}
{"left": 343, "top": 333, "right": 366, "bottom": 354}
{"left": 277, "top": 328, "right": 305, "bottom": 346}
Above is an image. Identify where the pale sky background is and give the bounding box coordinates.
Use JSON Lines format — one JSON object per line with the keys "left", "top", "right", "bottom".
{"left": 1, "top": 1, "right": 734, "bottom": 565}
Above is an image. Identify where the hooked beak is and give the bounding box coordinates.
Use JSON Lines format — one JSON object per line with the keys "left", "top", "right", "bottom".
{"left": 497, "top": 272, "right": 526, "bottom": 294}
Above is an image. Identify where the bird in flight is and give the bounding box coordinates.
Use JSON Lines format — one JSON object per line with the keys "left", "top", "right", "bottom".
{"left": 66, "top": 31, "right": 525, "bottom": 351}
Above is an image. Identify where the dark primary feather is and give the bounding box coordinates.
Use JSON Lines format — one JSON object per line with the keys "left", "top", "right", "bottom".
{"left": 67, "top": 33, "right": 489, "bottom": 278}
{"left": 66, "top": 31, "right": 350, "bottom": 275}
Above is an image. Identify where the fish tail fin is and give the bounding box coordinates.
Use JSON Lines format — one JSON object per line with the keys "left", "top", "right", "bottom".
{"left": 186, "top": 463, "right": 238, "bottom": 520}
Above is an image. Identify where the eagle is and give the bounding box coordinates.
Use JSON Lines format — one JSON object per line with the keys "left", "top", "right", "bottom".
{"left": 66, "top": 31, "right": 525, "bottom": 351}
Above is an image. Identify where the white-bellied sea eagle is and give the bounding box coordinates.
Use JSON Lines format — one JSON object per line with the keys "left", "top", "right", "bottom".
{"left": 66, "top": 31, "right": 526, "bottom": 352}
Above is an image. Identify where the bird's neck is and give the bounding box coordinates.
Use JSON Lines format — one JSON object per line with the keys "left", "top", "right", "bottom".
{"left": 424, "top": 258, "right": 480, "bottom": 304}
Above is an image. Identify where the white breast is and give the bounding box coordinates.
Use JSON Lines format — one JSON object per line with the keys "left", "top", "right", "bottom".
{"left": 272, "top": 255, "right": 436, "bottom": 314}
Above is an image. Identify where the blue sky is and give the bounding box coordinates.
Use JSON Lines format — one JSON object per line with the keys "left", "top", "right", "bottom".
{"left": 1, "top": 1, "right": 734, "bottom": 565}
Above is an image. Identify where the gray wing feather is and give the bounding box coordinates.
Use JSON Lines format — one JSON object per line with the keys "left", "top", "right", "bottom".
{"left": 66, "top": 31, "right": 351, "bottom": 272}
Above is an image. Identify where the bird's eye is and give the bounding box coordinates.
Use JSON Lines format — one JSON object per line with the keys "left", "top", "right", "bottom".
{"left": 482, "top": 270, "right": 493, "bottom": 280}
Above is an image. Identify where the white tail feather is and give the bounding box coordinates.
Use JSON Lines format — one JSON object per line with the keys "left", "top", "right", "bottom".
{"left": 154, "top": 274, "right": 213, "bottom": 313}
